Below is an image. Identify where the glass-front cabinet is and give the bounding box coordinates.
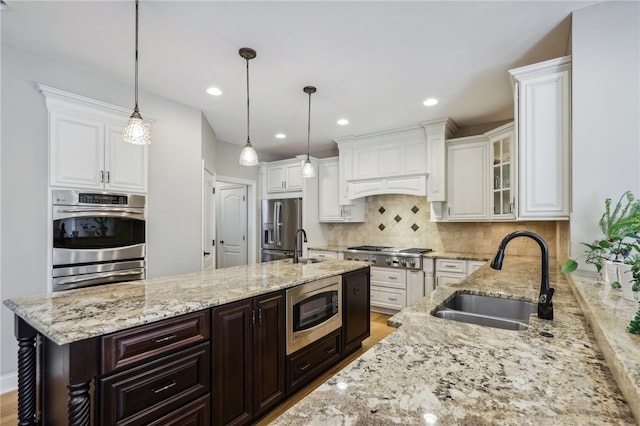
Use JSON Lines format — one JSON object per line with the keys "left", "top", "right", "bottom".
{"left": 488, "top": 122, "right": 515, "bottom": 220}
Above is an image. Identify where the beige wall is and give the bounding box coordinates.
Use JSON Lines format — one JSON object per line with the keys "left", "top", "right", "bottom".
{"left": 327, "top": 194, "right": 566, "bottom": 258}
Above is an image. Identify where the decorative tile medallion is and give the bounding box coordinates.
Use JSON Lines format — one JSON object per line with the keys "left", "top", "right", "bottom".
{"left": 378, "top": 223, "right": 386, "bottom": 231}
{"left": 378, "top": 207, "right": 386, "bottom": 214}
{"left": 411, "top": 205, "right": 419, "bottom": 214}
{"left": 394, "top": 215, "right": 402, "bottom": 223}
{"left": 411, "top": 223, "right": 419, "bottom": 232}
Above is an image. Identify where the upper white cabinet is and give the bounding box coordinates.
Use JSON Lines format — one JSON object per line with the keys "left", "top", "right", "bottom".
{"left": 446, "top": 135, "right": 490, "bottom": 221}
{"left": 41, "top": 85, "right": 150, "bottom": 193}
{"left": 509, "top": 56, "right": 571, "bottom": 220}
{"left": 317, "top": 157, "right": 364, "bottom": 223}
{"left": 264, "top": 159, "right": 303, "bottom": 194}
{"left": 335, "top": 127, "right": 428, "bottom": 200}
{"left": 487, "top": 122, "right": 516, "bottom": 220}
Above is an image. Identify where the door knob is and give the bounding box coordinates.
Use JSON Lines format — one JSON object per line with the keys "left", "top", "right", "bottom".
{"left": 220, "top": 240, "right": 224, "bottom": 244}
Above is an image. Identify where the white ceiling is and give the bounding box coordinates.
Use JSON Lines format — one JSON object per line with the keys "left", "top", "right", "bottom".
{"left": 1, "top": 1, "right": 595, "bottom": 159}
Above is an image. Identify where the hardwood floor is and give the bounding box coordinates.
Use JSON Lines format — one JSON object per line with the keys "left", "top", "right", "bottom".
{"left": 0, "top": 312, "right": 394, "bottom": 426}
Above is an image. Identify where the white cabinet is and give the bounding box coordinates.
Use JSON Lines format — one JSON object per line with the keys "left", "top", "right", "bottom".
{"left": 443, "top": 122, "right": 515, "bottom": 222}
{"left": 434, "top": 258, "right": 487, "bottom": 288}
{"left": 265, "top": 160, "right": 302, "bottom": 194}
{"left": 307, "top": 249, "right": 343, "bottom": 260}
{"left": 509, "top": 56, "right": 571, "bottom": 219}
{"left": 317, "top": 158, "right": 364, "bottom": 223}
{"left": 487, "top": 123, "right": 516, "bottom": 220}
{"left": 335, "top": 126, "right": 428, "bottom": 200}
{"left": 42, "top": 85, "right": 149, "bottom": 193}
{"left": 370, "top": 266, "right": 407, "bottom": 314}
{"left": 423, "top": 258, "right": 435, "bottom": 296}
{"left": 446, "top": 136, "right": 490, "bottom": 221}
{"left": 406, "top": 269, "right": 425, "bottom": 307}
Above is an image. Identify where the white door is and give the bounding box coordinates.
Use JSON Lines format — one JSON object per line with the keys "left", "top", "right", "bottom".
{"left": 202, "top": 168, "right": 215, "bottom": 271}
{"left": 217, "top": 185, "right": 248, "bottom": 268}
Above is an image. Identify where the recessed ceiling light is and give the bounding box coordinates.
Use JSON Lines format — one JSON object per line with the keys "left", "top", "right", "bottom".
{"left": 337, "top": 118, "right": 349, "bottom": 125}
{"left": 206, "top": 87, "right": 222, "bottom": 96}
{"left": 423, "top": 98, "right": 438, "bottom": 106}
{"left": 275, "top": 133, "right": 286, "bottom": 139}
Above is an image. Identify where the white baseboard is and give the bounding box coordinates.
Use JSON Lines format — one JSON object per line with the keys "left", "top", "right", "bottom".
{"left": 0, "top": 371, "right": 18, "bottom": 394}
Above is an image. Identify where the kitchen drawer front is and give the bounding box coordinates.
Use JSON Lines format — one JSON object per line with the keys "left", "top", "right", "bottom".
{"left": 308, "top": 249, "right": 339, "bottom": 259}
{"left": 100, "top": 342, "right": 211, "bottom": 426}
{"left": 467, "top": 260, "right": 487, "bottom": 274}
{"left": 146, "top": 394, "right": 210, "bottom": 426}
{"left": 102, "top": 310, "right": 210, "bottom": 374}
{"left": 436, "top": 273, "right": 466, "bottom": 288}
{"left": 370, "top": 267, "right": 406, "bottom": 289}
{"left": 435, "top": 258, "right": 467, "bottom": 274}
{"left": 287, "top": 329, "right": 342, "bottom": 394}
{"left": 370, "top": 286, "right": 406, "bottom": 310}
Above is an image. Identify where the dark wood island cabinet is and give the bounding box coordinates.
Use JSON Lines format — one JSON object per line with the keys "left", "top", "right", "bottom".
{"left": 6, "top": 261, "right": 370, "bottom": 425}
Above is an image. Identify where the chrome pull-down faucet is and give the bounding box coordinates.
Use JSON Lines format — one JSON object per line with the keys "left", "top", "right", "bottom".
{"left": 490, "top": 231, "right": 555, "bottom": 320}
{"left": 293, "top": 228, "right": 307, "bottom": 264}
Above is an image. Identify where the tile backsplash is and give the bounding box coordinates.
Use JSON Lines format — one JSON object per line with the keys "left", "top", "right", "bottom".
{"left": 327, "top": 194, "right": 566, "bottom": 258}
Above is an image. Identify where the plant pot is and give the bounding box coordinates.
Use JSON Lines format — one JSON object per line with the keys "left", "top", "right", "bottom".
{"left": 615, "top": 263, "right": 636, "bottom": 302}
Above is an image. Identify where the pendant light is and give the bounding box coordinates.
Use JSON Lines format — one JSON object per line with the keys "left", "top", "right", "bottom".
{"left": 300, "top": 86, "right": 316, "bottom": 178}
{"left": 238, "top": 47, "right": 259, "bottom": 166}
{"left": 122, "top": 0, "right": 151, "bottom": 145}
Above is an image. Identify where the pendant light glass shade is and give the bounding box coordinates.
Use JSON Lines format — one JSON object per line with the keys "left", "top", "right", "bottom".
{"left": 301, "top": 86, "right": 317, "bottom": 178}
{"left": 239, "top": 48, "right": 259, "bottom": 166}
{"left": 123, "top": 0, "right": 151, "bottom": 145}
{"left": 301, "top": 158, "right": 316, "bottom": 178}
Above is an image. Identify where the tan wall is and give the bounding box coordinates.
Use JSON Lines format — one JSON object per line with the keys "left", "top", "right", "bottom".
{"left": 327, "top": 194, "right": 568, "bottom": 259}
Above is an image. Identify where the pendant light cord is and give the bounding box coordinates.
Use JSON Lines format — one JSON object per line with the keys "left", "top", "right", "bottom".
{"left": 307, "top": 92, "right": 311, "bottom": 160}
{"left": 246, "top": 57, "right": 251, "bottom": 144}
{"left": 134, "top": 0, "right": 139, "bottom": 113}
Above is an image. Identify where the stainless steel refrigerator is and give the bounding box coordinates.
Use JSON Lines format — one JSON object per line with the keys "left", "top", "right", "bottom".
{"left": 261, "top": 198, "right": 302, "bottom": 261}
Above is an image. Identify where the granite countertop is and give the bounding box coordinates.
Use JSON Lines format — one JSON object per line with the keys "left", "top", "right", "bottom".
{"left": 3, "top": 259, "right": 368, "bottom": 346}
{"left": 273, "top": 257, "right": 637, "bottom": 425}
{"left": 424, "top": 251, "right": 493, "bottom": 262}
{"left": 308, "top": 245, "right": 350, "bottom": 252}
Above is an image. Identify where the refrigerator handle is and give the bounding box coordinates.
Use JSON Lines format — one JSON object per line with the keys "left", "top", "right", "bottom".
{"left": 274, "top": 201, "right": 282, "bottom": 246}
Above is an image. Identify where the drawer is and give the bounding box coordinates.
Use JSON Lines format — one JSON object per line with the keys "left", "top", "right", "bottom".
{"left": 370, "top": 286, "right": 406, "bottom": 310}
{"left": 146, "top": 394, "right": 210, "bottom": 426}
{"left": 370, "top": 267, "right": 406, "bottom": 289}
{"left": 102, "top": 310, "right": 210, "bottom": 374}
{"left": 100, "top": 343, "right": 210, "bottom": 426}
{"left": 435, "top": 258, "right": 467, "bottom": 274}
{"left": 308, "top": 250, "right": 338, "bottom": 259}
{"left": 287, "top": 329, "right": 342, "bottom": 393}
{"left": 436, "top": 273, "right": 466, "bottom": 288}
{"left": 467, "top": 260, "right": 487, "bottom": 274}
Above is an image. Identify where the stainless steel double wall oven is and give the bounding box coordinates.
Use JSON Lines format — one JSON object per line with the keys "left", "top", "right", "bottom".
{"left": 52, "top": 189, "right": 146, "bottom": 291}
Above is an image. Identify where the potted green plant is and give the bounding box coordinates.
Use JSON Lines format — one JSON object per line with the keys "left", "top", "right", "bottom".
{"left": 562, "top": 191, "right": 640, "bottom": 291}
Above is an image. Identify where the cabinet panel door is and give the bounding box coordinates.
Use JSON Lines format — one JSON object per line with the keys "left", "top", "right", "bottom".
{"left": 50, "top": 112, "right": 104, "bottom": 189}
{"left": 106, "top": 124, "right": 148, "bottom": 193}
{"left": 212, "top": 300, "right": 253, "bottom": 426}
{"left": 284, "top": 163, "right": 302, "bottom": 191}
{"left": 518, "top": 69, "right": 571, "bottom": 218}
{"left": 343, "top": 269, "right": 370, "bottom": 354}
{"left": 447, "top": 139, "right": 490, "bottom": 220}
{"left": 266, "top": 166, "right": 285, "bottom": 193}
{"left": 253, "top": 292, "right": 285, "bottom": 417}
{"left": 318, "top": 160, "right": 345, "bottom": 222}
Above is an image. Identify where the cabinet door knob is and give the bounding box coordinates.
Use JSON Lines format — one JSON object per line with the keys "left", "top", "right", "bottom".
{"left": 100, "top": 170, "right": 104, "bottom": 183}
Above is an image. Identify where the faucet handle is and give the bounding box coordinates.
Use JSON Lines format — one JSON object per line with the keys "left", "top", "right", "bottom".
{"left": 538, "top": 287, "right": 554, "bottom": 320}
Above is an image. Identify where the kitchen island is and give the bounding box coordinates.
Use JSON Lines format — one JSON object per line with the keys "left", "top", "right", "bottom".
{"left": 3, "top": 258, "right": 369, "bottom": 425}
{"left": 272, "top": 256, "right": 638, "bottom": 425}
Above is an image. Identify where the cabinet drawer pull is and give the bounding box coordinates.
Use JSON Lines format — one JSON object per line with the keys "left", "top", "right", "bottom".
{"left": 324, "top": 346, "right": 336, "bottom": 355}
{"left": 444, "top": 265, "right": 457, "bottom": 268}
{"left": 388, "top": 276, "right": 397, "bottom": 280}
{"left": 153, "top": 334, "right": 177, "bottom": 343}
{"left": 297, "top": 361, "right": 311, "bottom": 372}
{"left": 388, "top": 297, "right": 398, "bottom": 301}
{"left": 152, "top": 380, "right": 177, "bottom": 394}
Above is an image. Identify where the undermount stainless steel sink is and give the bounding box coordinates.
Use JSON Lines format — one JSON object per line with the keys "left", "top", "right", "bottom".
{"left": 432, "top": 292, "right": 537, "bottom": 330}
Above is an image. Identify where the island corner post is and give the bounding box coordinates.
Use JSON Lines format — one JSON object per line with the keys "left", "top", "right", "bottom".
{"left": 14, "top": 314, "right": 98, "bottom": 426}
